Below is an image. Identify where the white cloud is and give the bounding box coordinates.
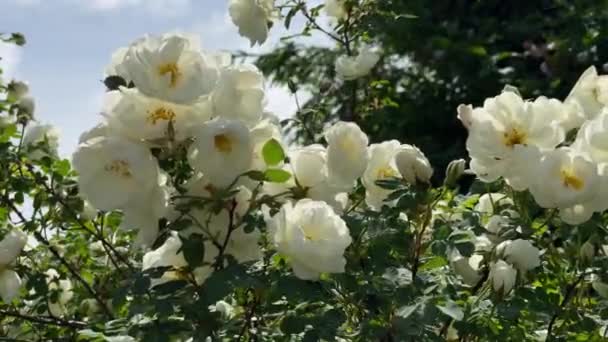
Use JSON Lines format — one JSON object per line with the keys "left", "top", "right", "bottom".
{"left": 0, "top": 41, "right": 22, "bottom": 81}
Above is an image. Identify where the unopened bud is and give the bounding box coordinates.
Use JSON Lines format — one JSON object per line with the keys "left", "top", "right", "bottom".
{"left": 17, "top": 96, "right": 35, "bottom": 122}
{"left": 444, "top": 159, "right": 466, "bottom": 188}
{"left": 581, "top": 240, "right": 595, "bottom": 262}
{"left": 7, "top": 81, "right": 29, "bottom": 101}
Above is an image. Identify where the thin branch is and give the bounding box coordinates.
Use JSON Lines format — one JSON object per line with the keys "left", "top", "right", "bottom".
{"left": 546, "top": 273, "right": 585, "bottom": 340}
{"left": 0, "top": 309, "right": 87, "bottom": 329}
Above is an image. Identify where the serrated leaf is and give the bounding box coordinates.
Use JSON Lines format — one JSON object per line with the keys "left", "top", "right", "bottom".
{"left": 244, "top": 170, "right": 266, "bottom": 181}
{"left": 262, "top": 138, "right": 285, "bottom": 166}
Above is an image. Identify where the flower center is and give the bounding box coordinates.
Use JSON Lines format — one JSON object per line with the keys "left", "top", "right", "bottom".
{"left": 376, "top": 166, "right": 398, "bottom": 180}
{"left": 214, "top": 134, "right": 233, "bottom": 153}
{"left": 560, "top": 168, "right": 584, "bottom": 190}
{"left": 105, "top": 160, "right": 132, "bottom": 178}
{"left": 147, "top": 107, "right": 176, "bottom": 125}
{"left": 301, "top": 225, "right": 321, "bottom": 241}
{"left": 503, "top": 128, "right": 527, "bottom": 148}
{"left": 157, "top": 62, "right": 182, "bottom": 88}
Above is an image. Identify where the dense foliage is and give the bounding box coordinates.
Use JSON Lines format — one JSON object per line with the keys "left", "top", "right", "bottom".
{"left": 256, "top": 0, "right": 608, "bottom": 172}
{"left": 1, "top": 1, "right": 608, "bottom": 341}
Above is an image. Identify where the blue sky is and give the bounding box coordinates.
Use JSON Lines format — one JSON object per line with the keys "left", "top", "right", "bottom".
{"left": 0, "top": 0, "right": 329, "bottom": 156}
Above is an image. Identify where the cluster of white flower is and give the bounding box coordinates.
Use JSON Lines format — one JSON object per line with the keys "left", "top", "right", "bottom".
{"left": 460, "top": 67, "right": 608, "bottom": 225}
{"left": 70, "top": 30, "right": 435, "bottom": 282}
{"left": 228, "top": 0, "right": 381, "bottom": 80}
{"left": 0, "top": 230, "right": 27, "bottom": 302}
{"left": 449, "top": 193, "right": 541, "bottom": 294}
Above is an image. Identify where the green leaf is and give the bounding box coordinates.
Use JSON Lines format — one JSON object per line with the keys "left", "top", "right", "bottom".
{"left": 395, "top": 303, "right": 419, "bottom": 319}
{"left": 262, "top": 139, "right": 285, "bottom": 166}
{"left": 375, "top": 178, "right": 402, "bottom": 190}
{"left": 244, "top": 170, "right": 266, "bottom": 181}
{"left": 264, "top": 169, "right": 292, "bottom": 183}
{"left": 419, "top": 256, "right": 448, "bottom": 271}
{"left": 436, "top": 300, "right": 464, "bottom": 321}
{"left": 180, "top": 234, "right": 205, "bottom": 268}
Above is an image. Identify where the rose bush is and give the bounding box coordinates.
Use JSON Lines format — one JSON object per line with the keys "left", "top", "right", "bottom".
{"left": 0, "top": 2, "right": 607, "bottom": 341}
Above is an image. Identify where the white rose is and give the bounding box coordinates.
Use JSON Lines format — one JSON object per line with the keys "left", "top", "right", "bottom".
{"left": 394, "top": 144, "right": 433, "bottom": 185}
{"left": 489, "top": 260, "right": 517, "bottom": 294}
{"left": 72, "top": 136, "right": 161, "bottom": 212}
{"left": 475, "top": 193, "right": 513, "bottom": 215}
{"left": 290, "top": 145, "right": 349, "bottom": 212}
{"left": 269, "top": 199, "right": 352, "bottom": 280}
{"left": 449, "top": 249, "right": 483, "bottom": 286}
{"left": 142, "top": 232, "right": 217, "bottom": 286}
{"left": 324, "top": 121, "right": 369, "bottom": 190}
{"left": 78, "top": 122, "right": 108, "bottom": 144}
{"left": 188, "top": 118, "right": 254, "bottom": 188}
{"left": 104, "top": 89, "right": 211, "bottom": 142}
{"left": 22, "top": 123, "right": 60, "bottom": 160}
{"left": 335, "top": 45, "right": 381, "bottom": 80}
{"left": 186, "top": 180, "right": 262, "bottom": 264}
{"left": 497, "top": 239, "right": 541, "bottom": 272}
{"left": 121, "top": 33, "right": 220, "bottom": 104}
{"left": 362, "top": 140, "right": 401, "bottom": 210}
{"left": 229, "top": 0, "right": 275, "bottom": 46}
{"left": 529, "top": 148, "right": 599, "bottom": 209}
{"left": 463, "top": 92, "right": 565, "bottom": 189}
{"left": 565, "top": 66, "right": 608, "bottom": 120}
{"left": 45, "top": 269, "right": 73, "bottom": 317}
{"left": 212, "top": 64, "right": 265, "bottom": 126}
{"left": 0, "top": 230, "right": 27, "bottom": 302}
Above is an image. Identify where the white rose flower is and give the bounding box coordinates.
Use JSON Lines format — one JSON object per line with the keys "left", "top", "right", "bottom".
{"left": 324, "top": 0, "right": 346, "bottom": 20}
{"left": 210, "top": 300, "right": 234, "bottom": 319}
{"left": 449, "top": 249, "right": 483, "bottom": 286}
{"left": 463, "top": 92, "right": 565, "bottom": 189}
{"left": 188, "top": 118, "right": 254, "bottom": 188}
{"left": 78, "top": 122, "right": 108, "bottom": 144}
{"left": 497, "top": 239, "right": 541, "bottom": 272}
{"left": 269, "top": 199, "right": 352, "bottom": 280}
{"left": 362, "top": 140, "right": 401, "bottom": 210}
{"left": 529, "top": 148, "right": 599, "bottom": 209}
{"left": 212, "top": 64, "right": 265, "bottom": 126}
{"left": 565, "top": 66, "right": 608, "bottom": 120}
{"left": 335, "top": 45, "right": 381, "bottom": 80}
{"left": 22, "top": 123, "right": 60, "bottom": 160}
{"left": 229, "top": 0, "right": 275, "bottom": 46}
{"left": 290, "top": 144, "right": 349, "bottom": 212}
{"left": 573, "top": 109, "right": 608, "bottom": 163}
{"left": 475, "top": 193, "right": 513, "bottom": 215}
{"left": 72, "top": 136, "right": 161, "bottom": 212}
{"left": 142, "top": 232, "right": 217, "bottom": 286}
{"left": 104, "top": 46, "right": 130, "bottom": 80}
{"left": 186, "top": 180, "right": 262, "bottom": 264}
{"left": 489, "top": 260, "right": 517, "bottom": 294}
{"left": 104, "top": 89, "right": 211, "bottom": 142}
{"left": 120, "top": 175, "right": 170, "bottom": 248}
{"left": 0, "top": 230, "right": 27, "bottom": 302}
{"left": 45, "top": 269, "right": 73, "bottom": 317}
{"left": 324, "top": 121, "right": 369, "bottom": 190}
{"left": 121, "top": 33, "right": 220, "bottom": 104}
{"left": 250, "top": 117, "right": 284, "bottom": 172}
{"left": 394, "top": 144, "right": 433, "bottom": 185}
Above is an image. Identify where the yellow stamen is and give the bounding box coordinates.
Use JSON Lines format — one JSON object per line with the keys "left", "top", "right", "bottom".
{"left": 105, "top": 160, "right": 132, "bottom": 178}
{"left": 560, "top": 169, "right": 584, "bottom": 190}
{"left": 214, "top": 134, "right": 232, "bottom": 153}
{"left": 503, "top": 128, "right": 527, "bottom": 148}
{"left": 157, "top": 62, "right": 181, "bottom": 88}
{"left": 377, "top": 166, "right": 398, "bottom": 180}
{"left": 147, "top": 107, "right": 176, "bottom": 125}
